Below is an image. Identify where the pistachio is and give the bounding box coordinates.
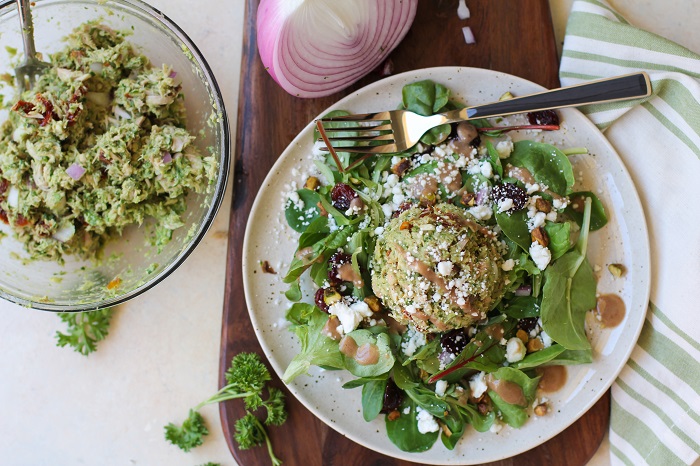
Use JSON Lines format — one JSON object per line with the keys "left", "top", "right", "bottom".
{"left": 323, "top": 288, "right": 342, "bottom": 306}
{"left": 535, "top": 197, "right": 552, "bottom": 213}
{"left": 534, "top": 403, "right": 548, "bottom": 416}
{"left": 364, "top": 295, "right": 383, "bottom": 313}
{"left": 608, "top": 263, "right": 626, "bottom": 278}
{"left": 391, "top": 158, "right": 411, "bottom": 178}
{"left": 531, "top": 226, "right": 550, "bottom": 247}
{"left": 516, "top": 329, "right": 529, "bottom": 343}
{"left": 304, "top": 176, "right": 320, "bottom": 191}
{"left": 527, "top": 337, "right": 544, "bottom": 353}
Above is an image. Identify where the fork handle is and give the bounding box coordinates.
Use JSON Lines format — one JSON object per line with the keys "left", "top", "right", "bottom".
{"left": 450, "top": 72, "right": 651, "bottom": 121}
{"left": 16, "top": 0, "right": 37, "bottom": 60}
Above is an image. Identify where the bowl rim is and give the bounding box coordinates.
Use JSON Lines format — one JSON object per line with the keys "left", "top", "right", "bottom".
{"left": 0, "top": 0, "right": 231, "bottom": 312}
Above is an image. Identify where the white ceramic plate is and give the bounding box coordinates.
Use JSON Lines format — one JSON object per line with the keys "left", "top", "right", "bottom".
{"left": 242, "top": 67, "right": 650, "bottom": 464}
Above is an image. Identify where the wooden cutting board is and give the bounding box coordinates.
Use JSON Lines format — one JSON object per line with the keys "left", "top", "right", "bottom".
{"left": 220, "top": 1, "right": 610, "bottom": 465}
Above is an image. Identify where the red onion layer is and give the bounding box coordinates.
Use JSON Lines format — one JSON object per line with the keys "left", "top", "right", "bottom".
{"left": 257, "top": 0, "right": 418, "bottom": 98}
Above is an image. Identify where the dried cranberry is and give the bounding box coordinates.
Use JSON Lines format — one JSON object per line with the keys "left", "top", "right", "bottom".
{"left": 0, "top": 178, "right": 8, "bottom": 197}
{"left": 391, "top": 201, "right": 414, "bottom": 219}
{"left": 380, "top": 378, "right": 404, "bottom": 413}
{"left": 330, "top": 183, "right": 357, "bottom": 211}
{"left": 314, "top": 288, "right": 329, "bottom": 313}
{"left": 491, "top": 183, "right": 529, "bottom": 211}
{"left": 527, "top": 109, "right": 560, "bottom": 126}
{"left": 440, "top": 328, "right": 470, "bottom": 355}
{"left": 0, "top": 209, "right": 8, "bottom": 225}
{"left": 327, "top": 252, "right": 352, "bottom": 286}
{"left": 518, "top": 317, "right": 539, "bottom": 333}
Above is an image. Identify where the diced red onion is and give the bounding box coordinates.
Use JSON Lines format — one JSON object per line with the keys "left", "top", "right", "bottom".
{"left": 162, "top": 152, "right": 173, "bottom": 164}
{"left": 462, "top": 26, "right": 476, "bottom": 44}
{"left": 476, "top": 186, "right": 489, "bottom": 205}
{"left": 514, "top": 285, "right": 532, "bottom": 296}
{"left": 257, "top": 0, "right": 418, "bottom": 98}
{"left": 66, "top": 163, "right": 86, "bottom": 181}
{"left": 169, "top": 70, "right": 177, "bottom": 78}
{"left": 457, "top": 0, "right": 470, "bottom": 19}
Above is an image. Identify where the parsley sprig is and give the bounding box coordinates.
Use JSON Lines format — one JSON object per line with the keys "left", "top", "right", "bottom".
{"left": 165, "top": 353, "right": 287, "bottom": 465}
{"left": 55, "top": 308, "right": 116, "bottom": 356}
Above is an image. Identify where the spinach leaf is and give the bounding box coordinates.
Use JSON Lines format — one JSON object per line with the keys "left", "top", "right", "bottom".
{"left": 566, "top": 191, "right": 608, "bottom": 231}
{"left": 420, "top": 124, "right": 451, "bottom": 146}
{"left": 440, "top": 410, "right": 466, "bottom": 450}
{"left": 342, "top": 330, "right": 395, "bottom": 378}
{"left": 512, "top": 344, "right": 593, "bottom": 369}
{"left": 485, "top": 140, "right": 504, "bottom": 178}
{"left": 405, "top": 387, "right": 450, "bottom": 418}
{"left": 386, "top": 398, "right": 439, "bottom": 452}
{"left": 341, "top": 373, "right": 390, "bottom": 389}
{"left": 282, "top": 308, "right": 344, "bottom": 383}
{"left": 488, "top": 391, "right": 528, "bottom": 428}
{"left": 401, "top": 80, "right": 451, "bottom": 145}
{"left": 501, "top": 296, "right": 540, "bottom": 319}
{"left": 455, "top": 402, "right": 495, "bottom": 433}
{"left": 507, "top": 140, "right": 575, "bottom": 196}
{"left": 495, "top": 209, "right": 531, "bottom": 252}
{"left": 544, "top": 220, "right": 572, "bottom": 260}
{"left": 362, "top": 379, "right": 388, "bottom": 422}
{"left": 540, "top": 198, "right": 597, "bottom": 350}
{"left": 284, "top": 189, "right": 321, "bottom": 233}
{"left": 405, "top": 160, "right": 437, "bottom": 178}
{"left": 402, "top": 80, "right": 450, "bottom": 115}
{"left": 491, "top": 367, "right": 540, "bottom": 403}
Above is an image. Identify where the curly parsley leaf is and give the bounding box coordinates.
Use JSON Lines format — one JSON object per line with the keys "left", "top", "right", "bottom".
{"left": 55, "top": 307, "right": 116, "bottom": 356}
{"left": 164, "top": 409, "right": 209, "bottom": 452}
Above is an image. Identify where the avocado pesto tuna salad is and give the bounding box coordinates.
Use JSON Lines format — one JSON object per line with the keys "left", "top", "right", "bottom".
{"left": 277, "top": 80, "right": 611, "bottom": 453}
{"left": 0, "top": 22, "right": 217, "bottom": 263}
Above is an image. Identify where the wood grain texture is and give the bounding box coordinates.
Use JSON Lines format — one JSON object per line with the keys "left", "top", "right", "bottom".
{"left": 220, "top": 0, "right": 610, "bottom": 465}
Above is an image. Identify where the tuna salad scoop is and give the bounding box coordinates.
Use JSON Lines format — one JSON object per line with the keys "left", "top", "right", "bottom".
{"left": 371, "top": 203, "right": 506, "bottom": 333}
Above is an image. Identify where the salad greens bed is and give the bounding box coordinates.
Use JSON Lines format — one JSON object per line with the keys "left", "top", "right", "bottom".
{"left": 279, "top": 80, "right": 607, "bottom": 452}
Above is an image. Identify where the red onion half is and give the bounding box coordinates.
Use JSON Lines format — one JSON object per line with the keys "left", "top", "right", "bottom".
{"left": 257, "top": 0, "right": 418, "bottom": 98}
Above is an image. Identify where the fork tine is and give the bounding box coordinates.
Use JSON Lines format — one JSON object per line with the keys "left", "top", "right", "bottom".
{"left": 319, "top": 111, "right": 392, "bottom": 122}
{"left": 319, "top": 134, "right": 395, "bottom": 143}
{"left": 320, "top": 123, "right": 393, "bottom": 133}
{"left": 320, "top": 144, "right": 399, "bottom": 154}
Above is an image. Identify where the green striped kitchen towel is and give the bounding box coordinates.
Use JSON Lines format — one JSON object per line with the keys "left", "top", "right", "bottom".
{"left": 560, "top": 1, "right": 700, "bottom": 465}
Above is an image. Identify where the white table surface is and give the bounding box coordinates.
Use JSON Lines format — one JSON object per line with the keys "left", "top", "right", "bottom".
{"left": 1, "top": 1, "right": 698, "bottom": 465}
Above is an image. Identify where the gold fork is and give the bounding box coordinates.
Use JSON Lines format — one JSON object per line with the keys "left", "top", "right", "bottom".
{"left": 14, "top": 0, "right": 50, "bottom": 93}
{"left": 317, "top": 72, "right": 651, "bottom": 157}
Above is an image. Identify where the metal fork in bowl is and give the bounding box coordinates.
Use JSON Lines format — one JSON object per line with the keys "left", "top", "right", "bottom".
{"left": 317, "top": 72, "right": 651, "bottom": 158}
{"left": 14, "top": 0, "right": 50, "bottom": 92}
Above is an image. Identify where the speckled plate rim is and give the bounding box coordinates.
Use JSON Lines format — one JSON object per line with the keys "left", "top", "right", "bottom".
{"left": 242, "top": 67, "right": 651, "bottom": 464}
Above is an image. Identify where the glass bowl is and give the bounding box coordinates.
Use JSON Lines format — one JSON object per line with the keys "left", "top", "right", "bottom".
{"left": 0, "top": 0, "right": 230, "bottom": 311}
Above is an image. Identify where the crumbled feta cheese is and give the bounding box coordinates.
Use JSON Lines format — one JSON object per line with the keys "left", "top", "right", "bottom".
{"left": 553, "top": 197, "right": 568, "bottom": 210}
{"left": 496, "top": 139, "right": 513, "bottom": 158}
{"left": 490, "top": 420, "right": 503, "bottom": 433}
{"left": 501, "top": 259, "right": 515, "bottom": 271}
{"left": 469, "top": 371, "right": 488, "bottom": 398}
{"left": 435, "top": 380, "right": 448, "bottom": 397}
{"left": 329, "top": 300, "right": 373, "bottom": 335}
{"left": 468, "top": 204, "right": 492, "bottom": 221}
{"left": 437, "top": 261, "right": 454, "bottom": 276}
{"left": 540, "top": 330, "right": 553, "bottom": 348}
{"left": 529, "top": 211, "right": 546, "bottom": 230}
{"left": 401, "top": 325, "right": 427, "bottom": 357}
{"left": 403, "top": 406, "right": 411, "bottom": 415}
{"left": 416, "top": 407, "right": 440, "bottom": 434}
{"left": 480, "top": 161, "right": 493, "bottom": 178}
{"left": 497, "top": 198, "right": 514, "bottom": 213}
{"left": 526, "top": 183, "right": 540, "bottom": 195}
{"left": 545, "top": 211, "right": 557, "bottom": 222}
{"left": 529, "top": 242, "right": 552, "bottom": 270}
{"left": 505, "top": 337, "right": 526, "bottom": 363}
